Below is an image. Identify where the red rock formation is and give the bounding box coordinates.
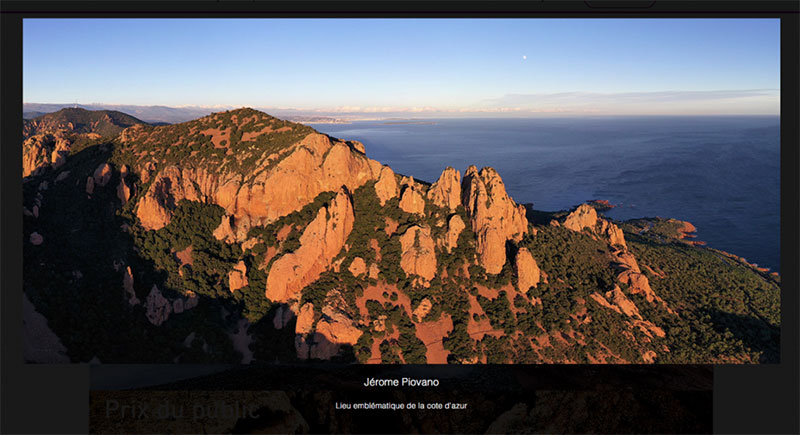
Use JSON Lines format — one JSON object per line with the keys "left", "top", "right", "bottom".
{"left": 609, "top": 248, "right": 673, "bottom": 313}
{"left": 442, "top": 214, "right": 465, "bottom": 253}
{"left": 613, "top": 250, "right": 641, "bottom": 273}
{"left": 213, "top": 215, "right": 236, "bottom": 243}
{"left": 368, "top": 263, "right": 380, "bottom": 279}
{"left": 295, "top": 303, "right": 315, "bottom": 335}
{"left": 116, "top": 179, "right": 131, "bottom": 205}
{"left": 22, "top": 133, "right": 71, "bottom": 177}
{"left": 670, "top": 218, "right": 697, "bottom": 238}
{"left": 564, "top": 203, "right": 627, "bottom": 248}
{"left": 563, "top": 203, "right": 598, "bottom": 232}
{"left": 476, "top": 226, "right": 506, "bottom": 275}
{"left": 136, "top": 175, "right": 173, "bottom": 229}
{"left": 373, "top": 166, "right": 398, "bottom": 206}
{"left": 22, "top": 135, "right": 51, "bottom": 177}
{"left": 116, "top": 166, "right": 131, "bottom": 205}
{"left": 348, "top": 140, "right": 366, "bottom": 154}
{"left": 145, "top": 284, "right": 172, "bottom": 326}
{"left": 589, "top": 292, "right": 622, "bottom": 315}
{"left": 412, "top": 298, "right": 433, "bottom": 322}
{"left": 384, "top": 218, "right": 399, "bottom": 236}
{"left": 399, "top": 225, "right": 437, "bottom": 282}
{"left": 228, "top": 261, "right": 248, "bottom": 292}
{"left": 618, "top": 269, "right": 669, "bottom": 310}
{"left": 642, "top": 350, "right": 658, "bottom": 363}
{"left": 348, "top": 257, "right": 367, "bottom": 277}
{"left": 311, "top": 290, "right": 362, "bottom": 359}
{"left": 174, "top": 245, "right": 193, "bottom": 267}
{"left": 295, "top": 291, "right": 362, "bottom": 360}
{"left": 123, "top": 266, "right": 140, "bottom": 306}
{"left": 398, "top": 185, "right": 426, "bottom": 215}
{"left": 93, "top": 163, "right": 113, "bottom": 187}
{"left": 605, "top": 285, "right": 642, "bottom": 319}
{"left": 515, "top": 247, "right": 540, "bottom": 293}
{"left": 599, "top": 220, "right": 627, "bottom": 248}
{"left": 135, "top": 132, "right": 381, "bottom": 233}
{"left": 427, "top": 166, "right": 461, "bottom": 210}
{"left": 399, "top": 175, "right": 415, "bottom": 188}
{"left": 85, "top": 177, "right": 95, "bottom": 195}
{"left": 461, "top": 166, "right": 528, "bottom": 274}
{"left": 266, "top": 188, "right": 354, "bottom": 303}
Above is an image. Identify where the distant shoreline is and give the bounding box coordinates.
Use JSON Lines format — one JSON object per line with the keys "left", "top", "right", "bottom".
{"left": 297, "top": 120, "right": 352, "bottom": 125}
{"left": 381, "top": 121, "right": 437, "bottom": 125}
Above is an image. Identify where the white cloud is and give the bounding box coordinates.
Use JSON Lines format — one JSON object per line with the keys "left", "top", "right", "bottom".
{"left": 479, "top": 89, "right": 779, "bottom": 115}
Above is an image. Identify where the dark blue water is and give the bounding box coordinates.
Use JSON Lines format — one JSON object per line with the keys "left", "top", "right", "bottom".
{"left": 311, "top": 117, "right": 780, "bottom": 272}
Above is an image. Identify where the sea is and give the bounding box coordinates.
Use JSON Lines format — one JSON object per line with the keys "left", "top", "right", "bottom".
{"left": 310, "top": 116, "right": 781, "bottom": 272}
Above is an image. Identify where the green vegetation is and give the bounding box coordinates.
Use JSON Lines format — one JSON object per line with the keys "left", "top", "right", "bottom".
{"left": 380, "top": 339, "right": 403, "bottom": 364}
{"left": 523, "top": 225, "right": 617, "bottom": 300}
{"left": 112, "top": 108, "right": 316, "bottom": 175}
{"left": 25, "top": 108, "right": 145, "bottom": 139}
{"left": 623, "top": 229, "right": 779, "bottom": 363}
{"left": 623, "top": 217, "right": 694, "bottom": 241}
{"left": 131, "top": 200, "right": 239, "bottom": 299}
{"left": 477, "top": 291, "right": 516, "bottom": 334}
{"left": 23, "top": 144, "right": 241, "bottom": 364}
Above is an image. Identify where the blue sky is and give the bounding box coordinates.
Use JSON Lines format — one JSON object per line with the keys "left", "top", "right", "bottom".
{"left": 23, "top": 18, "right": 780, "bottom": 116}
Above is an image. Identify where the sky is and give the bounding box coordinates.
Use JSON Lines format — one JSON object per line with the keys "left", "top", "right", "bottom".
{"left": 23, "top": 18, "right": 780, "bottom": 117}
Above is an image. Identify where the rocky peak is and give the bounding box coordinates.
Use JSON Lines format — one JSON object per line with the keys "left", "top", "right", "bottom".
{"left": 398, "top": 184, "right": 426, "bottom": 215}
{"left": 24, "top": 108, "right": 145, "bottom": 139}
{"left": 265, "top": 187, "right": 355, "bottom": 303}
{"left": 515, "top": 247, "right": 540, "bottom": 293}
{"left": 92, "top": 163, "right": 113, "bottom": 187}
{"left": 123, "top": 266, "right": 140, "bottom": 306}
{"left": 599, "top": 220, "right": 627, "bottom": 248}
{"left": 145, "top": 284, "right": 172, "bottom": 326}
{"left": 441, "top": 214, "right": 466, "bottom": 253}
{"left": 228, "top": 261, "right": 249, "bottom": 292}
{"left": 564, "top": 203, "right": 627, "bottom": 248}
{"left": 22, "top": 133, "right": 72, "bottom": 178}
{"left": 461, "top": 165, "right": 528, "bottom": 274}
{"left": 134, "top": 110, "right": 383, "bottom": 233}
{"left": 373, "top": 166, "right": 399, "bottom": 206}
{"left": 563, "top": 203, "right": 598, "bottom": 232}
{"left": 399, "top": 224, "right": 437, "bottom": 283}
{"left": 427, "top": 166, "right": 461, "bottom": 210}
{"left": 294, "top": 290, "right": 362, "bottom": 360}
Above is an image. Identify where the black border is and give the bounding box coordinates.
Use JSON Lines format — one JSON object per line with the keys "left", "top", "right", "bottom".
{"left": 2, "top": 2, "right": 798, "bottom": 434}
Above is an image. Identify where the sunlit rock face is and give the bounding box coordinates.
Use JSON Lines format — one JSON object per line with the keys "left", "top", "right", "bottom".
{"left": 462, "top": 165, "right": 528, "bottom": 274}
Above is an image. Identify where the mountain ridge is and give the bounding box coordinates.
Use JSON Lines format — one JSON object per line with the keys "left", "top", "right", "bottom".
{"left": 22, "top": 107, "right": 780, "bottom": 365}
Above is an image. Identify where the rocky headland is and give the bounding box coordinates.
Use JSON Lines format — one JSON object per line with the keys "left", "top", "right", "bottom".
{"left": 22, "top": 108, "right": 780, "bottom": 364}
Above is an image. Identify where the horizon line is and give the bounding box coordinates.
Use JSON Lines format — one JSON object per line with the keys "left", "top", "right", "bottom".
{"left": 23, "top": 102, "right": 780, "bottom": 119}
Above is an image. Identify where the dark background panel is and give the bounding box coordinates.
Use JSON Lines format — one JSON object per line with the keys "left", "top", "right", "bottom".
{"left": 2, "top": 2, "right": 798, "bottom": 434}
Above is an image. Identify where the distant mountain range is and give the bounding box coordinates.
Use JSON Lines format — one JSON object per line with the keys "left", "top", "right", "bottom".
{"left": 24, "top": 108, "right": 145, "bottom": 139}
{"left": 23, "top": 103, "right": 351, "bottom": 125}
{"left": 24, "top": 103, "right": 231, "bottom": 124}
